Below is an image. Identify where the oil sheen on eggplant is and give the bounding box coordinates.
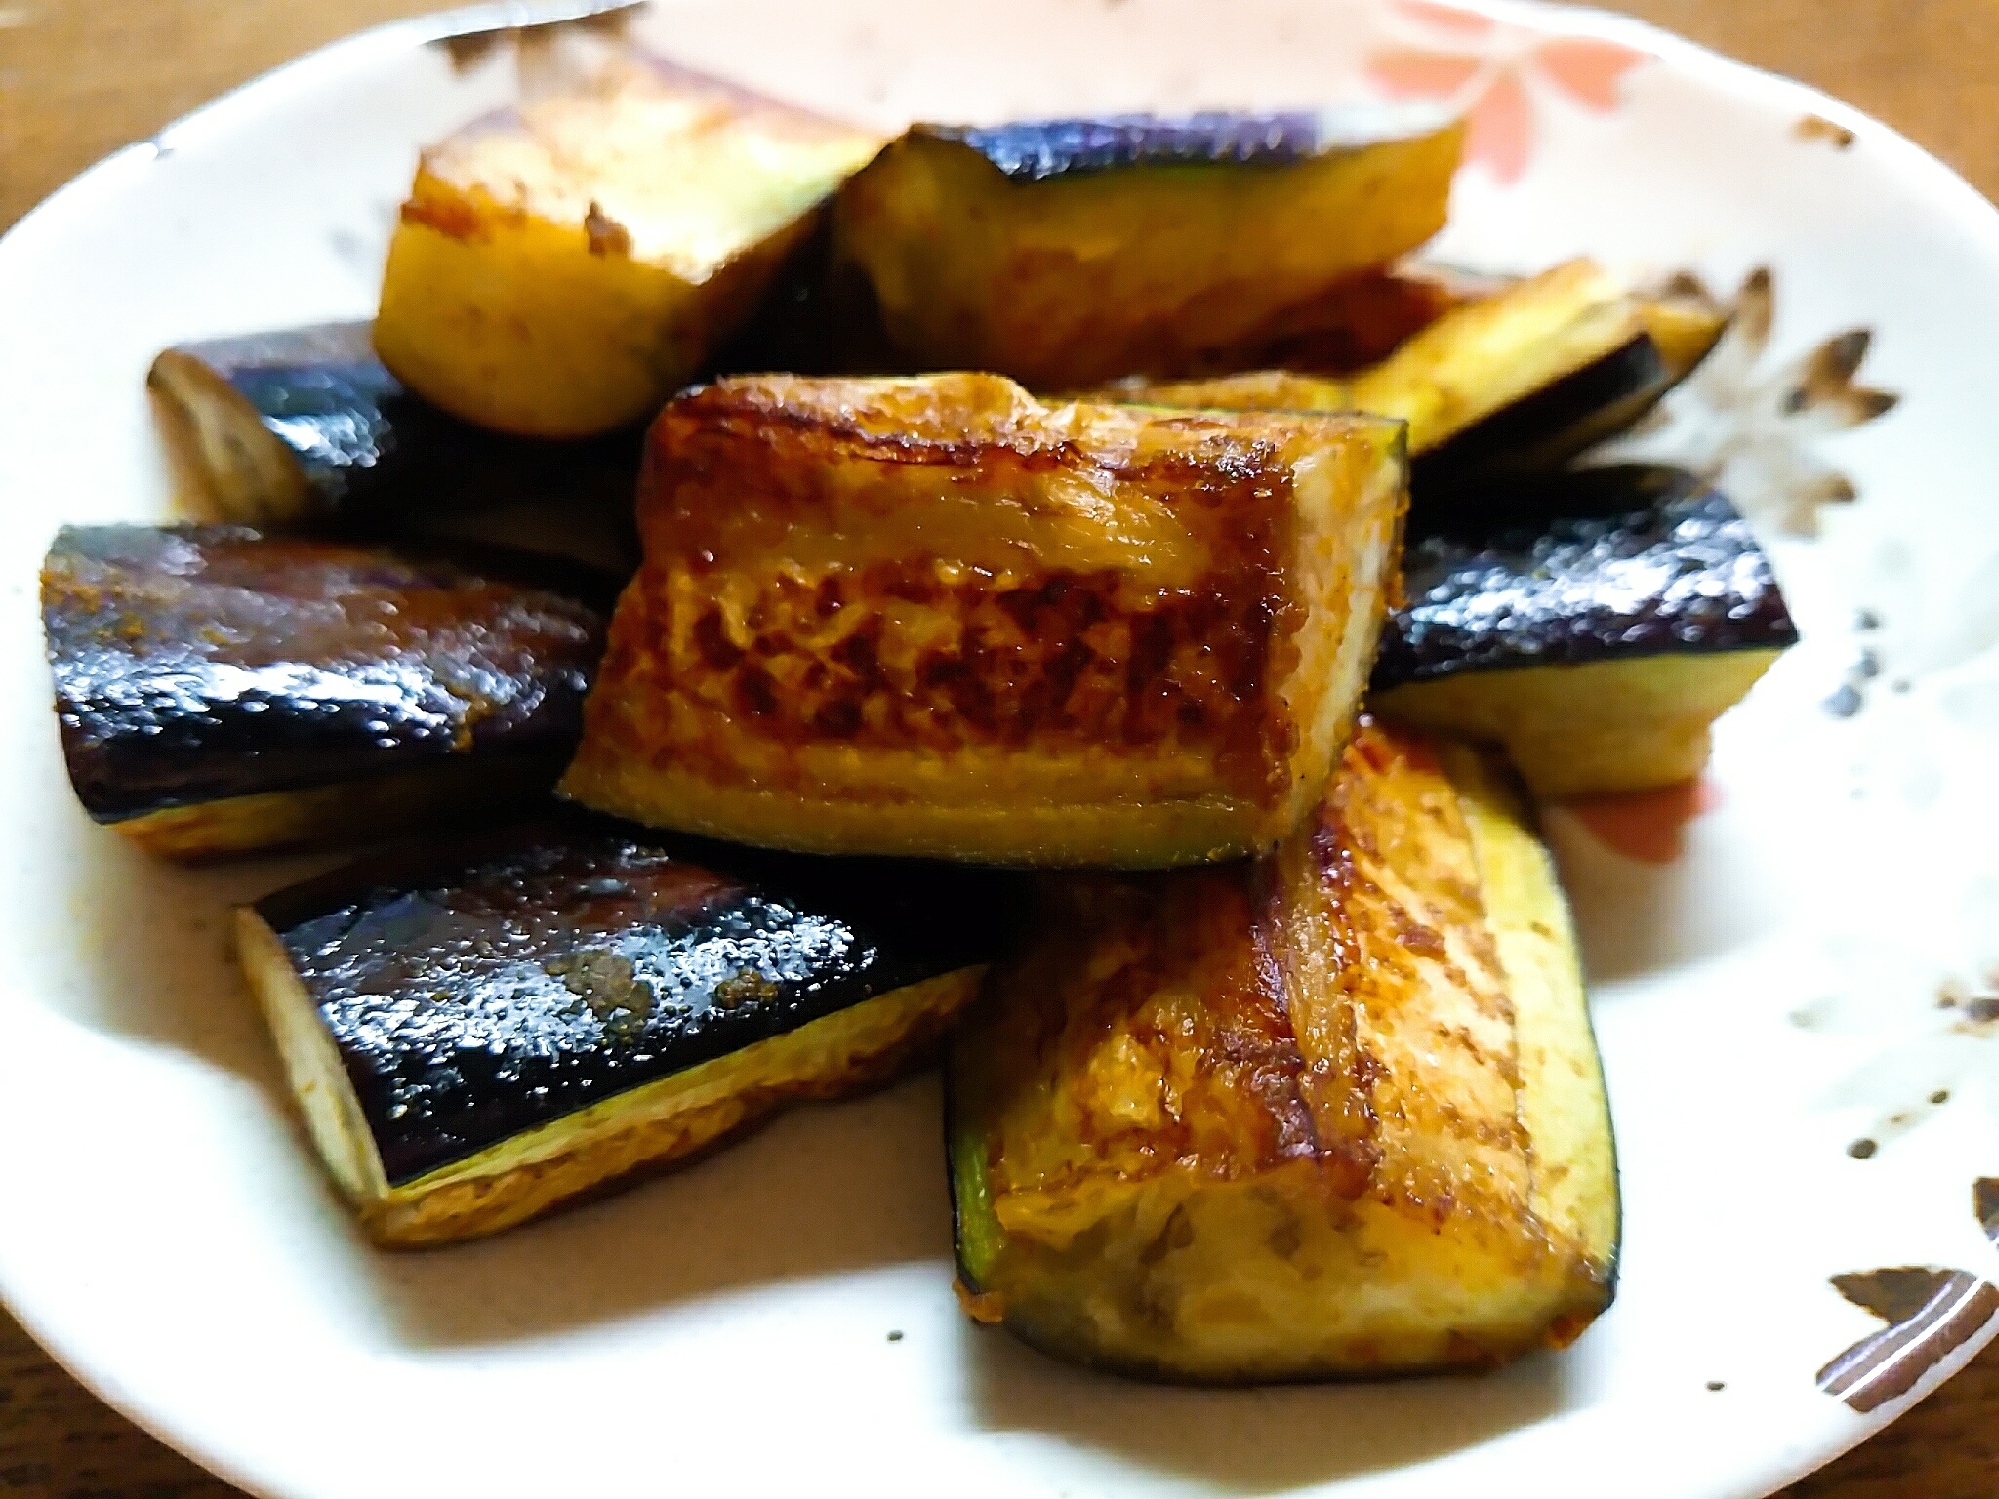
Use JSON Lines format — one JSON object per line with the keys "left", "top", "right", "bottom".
{"left": 1371, "top": 465, "right": 1799, "bottom": 795}
{"left": 148, "top": 322, "right": 642, "bottom": 564}
{"left": 43, "top": 525, "right": 610, "bottom": 857}
{"left": 238, "top": 817, "right": 1020, "bottom": 1244}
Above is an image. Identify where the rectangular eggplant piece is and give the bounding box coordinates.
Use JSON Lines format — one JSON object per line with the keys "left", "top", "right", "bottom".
{"left": 1099, "top": 260, "right": 1724, "bottom": 491}
{"left": 830, "top": 109, "right": 1464, "bottom": 389}
{"left": 237, "top": 819, "right": 1020, "bottom": 1245}
{"left": 374, "top": 57, "right": 880, "bottom": 438}
{"left": 1369, "top": 465, "right": 1799, "bottom": 796}
{"left": 558, "top": 374, "right": 1408, "bottom": 868}
{"left": 948, "top": 724, "right": 1618, "bottom": 1382}
{"left": 147, "top": 322, "right": 641, "bottom": 562}
{"left": 42, "top": 526, "right": 610, "bottom": 859}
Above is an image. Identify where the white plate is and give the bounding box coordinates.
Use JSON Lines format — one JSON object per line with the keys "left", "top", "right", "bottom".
{"left": 6, "top": 2, "right": 1999, "bottom": 1495}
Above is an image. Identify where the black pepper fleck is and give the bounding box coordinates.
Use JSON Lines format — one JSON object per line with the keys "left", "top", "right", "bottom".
{"left": 1849, "top": 1138, "right": 1879, "bottom": 1160}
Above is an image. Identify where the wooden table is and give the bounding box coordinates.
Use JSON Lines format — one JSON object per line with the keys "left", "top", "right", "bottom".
{"left": 3, "top": 2, "right": 1997, "bottom": 1495}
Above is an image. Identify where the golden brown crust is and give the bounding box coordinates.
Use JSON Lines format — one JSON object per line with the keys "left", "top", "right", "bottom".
{"left": 562, "top": 375, "right": 1405, "bottom": 866}
{"left": 950, "top": 723, "right": 1615, "bottom": 1378}
{"left": 982, "top": 727, "right": 1524, "bottom": 1222}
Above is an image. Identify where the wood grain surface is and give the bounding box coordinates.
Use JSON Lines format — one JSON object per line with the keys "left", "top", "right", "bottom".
{"left": 2, "top": 2, "right": 1997, "bottom": 1496}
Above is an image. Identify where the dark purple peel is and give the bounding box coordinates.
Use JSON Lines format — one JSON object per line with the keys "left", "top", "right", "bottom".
{"left": 149, "top": 322, "right": 641, "bottom": 534}
{"left": 1373, "top": 465, "right": 1800, "bottom": 688}
{"left": 1414, "top": 334, "right": 1669, "bottom": 494}
{"left": 43, "top": 525, "right": 610, "bottom": 824}
{"left": 917, "top": 107, "right": 1449, "bottom": 181}
{"left": 253, "top": 816, "right": 1025, "bottom": 1184}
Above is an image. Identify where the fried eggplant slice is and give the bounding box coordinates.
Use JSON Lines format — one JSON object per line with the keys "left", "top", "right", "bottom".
{"left": 559, "top": 374, "right": 1408, "bottom": 868}
{"left": 237, "top": 819, "right": 1019, "bottom": 1245}
{"left": 374, "top": 58, "right": 880, "bottom": 438}
{"left": 949, "top": 724, "right": 1618, "bottom": 1381}
{"left": 1154, "top": 264, "right": 1475, "bottom": 381}
{"left": 830, "top": 109, "right": 1463, "bottom": 389}
{"left": 1104, "top": 260, "right": 1716, "bottom": 490}
{"left": 1370, "top": 465, "right": 1798, "bottom": 796}
{"left": 43, "top": 526, "right": 609, "bottom": 859}
{"left": 147, "top": 322, "right": 641, "bottom": 547}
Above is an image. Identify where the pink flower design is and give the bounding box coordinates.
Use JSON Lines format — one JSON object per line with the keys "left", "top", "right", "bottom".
{"left": 1365, "top": 0, "right": 1650, "bottom": 184}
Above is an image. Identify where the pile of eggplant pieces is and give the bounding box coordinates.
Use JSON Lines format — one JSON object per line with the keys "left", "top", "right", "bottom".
{"left": 43, "top": 60, "right": 1799, "bottom": 1383}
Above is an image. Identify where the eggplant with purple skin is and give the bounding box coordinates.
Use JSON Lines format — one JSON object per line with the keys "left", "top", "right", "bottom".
{"left": 1104, "top": 260, "right": 1727, "bottom": 494}
{"left": 148, "top": 323, "right": 641, "bottom": 569}
{"left": 235, "top": 817, "right": 1022, "bottom": 1245}
{"left": 42, "top": 525, "right": 610, "bottom": 860}
{"left": 830, "top": 108, "right": 1465, "bottom": 389}
{"left": 1370, "top": 464, "right": 1799, "bottom": 796}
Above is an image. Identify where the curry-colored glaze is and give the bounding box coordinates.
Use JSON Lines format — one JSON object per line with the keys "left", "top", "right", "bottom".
{"left": 830, "top": 113, "right": 1463, "bottom": 389}
{"left": 949, "top": 724, "right": 1617, "bottom": 1380}
{"left": 559, "top": 374, "right": 1408, "bottom": 867}
{"left": 374, "top": 59, "right": 880, "bottom": 438}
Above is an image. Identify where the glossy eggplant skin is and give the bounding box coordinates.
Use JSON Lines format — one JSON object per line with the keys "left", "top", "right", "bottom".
{"left": 43, "top": 526, "right": 610, "bottom": 856}
{"left": 831, "top": 109, "right": 1463, "bottom": 389}
{"left": 148, "top": 323, "right": 642, "bottom": 549}
{"left": 240, "top": 817, "right": 1022, "bottom": 1244}
{"left": 1371, "top": 466, "right": 1799, "bottom": 795}
{"left": 1378, "top": 466, "right": 1797, "bottom": 681}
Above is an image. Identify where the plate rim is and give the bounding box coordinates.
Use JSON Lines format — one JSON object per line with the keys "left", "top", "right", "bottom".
{"left": 5, "top": 3, "right": 1999, "bottom": 1496}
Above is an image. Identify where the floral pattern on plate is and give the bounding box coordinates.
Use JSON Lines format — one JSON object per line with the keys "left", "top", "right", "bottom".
{"left": 1603, "top": 265, "right": 1900, "bottom": 536}
{"left": 1364, "top": 0, "right": 1650, "bottom": 183}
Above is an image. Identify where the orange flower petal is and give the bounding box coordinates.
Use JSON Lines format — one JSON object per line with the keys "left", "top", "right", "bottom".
{"left": 1564, "top": 778, "right": 1722, "bottom": 864}
{"left": 1391, "top": 0, "right": 1496, "bottom": 37}
{"left": 1364, "top": 48, "right": 1485, "bottom": 100}
{"left": 1467, "top": 68, "right": 1532, "bottom": 184}
{"left": 1533, "top": 37, "right": 1649, "bottom": 111}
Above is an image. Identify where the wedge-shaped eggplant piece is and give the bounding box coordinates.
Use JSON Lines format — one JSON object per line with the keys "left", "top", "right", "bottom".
{"left": 43, "top": 526, "right": 609, "bottom": 860}
{"left": 1104, "top": 260, "right": 1713, "bottom": 490}
{"left": 560, "top": 374, "right": 1408, "bottom": 868}
{"left": 830, "top": 109, "right": 1463, "bottom": 389}
{"left": 1371, "top": 465, "right": 1798, "bottom": 796}
{"left": 374, "top": 58, "right": 880, "bottom": 439}
{"left": 949, "top": 724, "right": 1618, "bottom": 1381}
{"left": 237, "top": 818, "right": 1018, "bottom": 1245}
{"left": 147, "top": 322, "right": 641, "bottom": 547}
